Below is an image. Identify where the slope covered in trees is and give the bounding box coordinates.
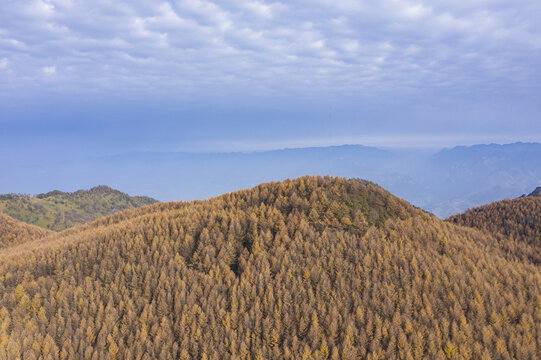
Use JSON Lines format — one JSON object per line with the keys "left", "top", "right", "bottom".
{"left": 0, "top": 186, "right": 158, "bottom": 231}
{"left": 0, "top": 213, "right": 51, "bottom": 249}
{"left": 447, "top": 195, "right": 541, "bottom": 264}
{"left": 0, "top": 176, "right": 539, "bottom": 359}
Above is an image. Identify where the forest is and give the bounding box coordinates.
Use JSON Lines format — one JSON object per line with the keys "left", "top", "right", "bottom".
{"left": 447, "top": 195, "right": 541, "bottom": 264}
{"left": 0, "top": 214, "right": 51, "bottom": 249}
{"left": 0, "top": 186, "right": 157, "bottom": 231}
{"left": 0, "top": 176, "right": 539, "bottom": 359}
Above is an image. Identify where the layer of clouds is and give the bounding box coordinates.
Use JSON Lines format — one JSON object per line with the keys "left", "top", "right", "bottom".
{"left": 0, "top": 0, "right": 540, "bottom": 99}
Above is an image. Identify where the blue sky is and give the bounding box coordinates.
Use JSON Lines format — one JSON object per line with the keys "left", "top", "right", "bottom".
{"left": 1, "top": 0, "right": 541, "bottom": 159}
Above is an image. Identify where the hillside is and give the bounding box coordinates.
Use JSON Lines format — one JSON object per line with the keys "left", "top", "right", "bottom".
{"left": 0, "top": 213, "right": 51, "bottom": 249}
{"left": 0, "top": 177, "right": 540, "bottom": 359}
{"left": 447, "top": 195, "right": 541, "bottom": 264}
{"left": 527, "top": 187, "right": 541, "bottom": 197}
{"left": 0, "top": 186, "right": 158, "bottom": 231}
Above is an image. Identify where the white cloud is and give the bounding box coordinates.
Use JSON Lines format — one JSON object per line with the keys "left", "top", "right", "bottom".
{"left": 402, "top": 3, "right": 432, "bottom": 20}
{"left": 42, "top": 66, "right": 56, "bottom": 75}
{"left": 0, "top": 0, "right": 539, "bottom": 98}
{"left": 239, "top": 1, "right": 279, "bottom": 18}
{"left": 0, "top": 58, "right": 8, "bottom": 69}
{"left": 25, "top": 0, "right": 55, "bottom": 18}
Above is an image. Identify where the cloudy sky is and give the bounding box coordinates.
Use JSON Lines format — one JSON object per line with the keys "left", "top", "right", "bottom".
{"left": 1, "top": 0, "right": 540, "bottom": 157}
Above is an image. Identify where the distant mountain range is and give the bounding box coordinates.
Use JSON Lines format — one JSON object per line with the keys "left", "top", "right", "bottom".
{"left": 0, "top": 185, "right": 157, "bottom": 231}
{"left": 423, "top": 142, "right": 541, "bottom": 216}
{"left": 1, "top": 142, "right": 540, "bottom": 217}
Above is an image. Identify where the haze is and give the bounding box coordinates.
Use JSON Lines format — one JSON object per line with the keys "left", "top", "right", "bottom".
{"left": 1, "top": 0, "right": 541, "bottom": 216}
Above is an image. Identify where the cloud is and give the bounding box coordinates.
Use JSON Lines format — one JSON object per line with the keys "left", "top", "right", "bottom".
{"left": 42, "top": 65, "right": 56, "bottom": 75}
{"left": 24, "top": 0, "right": 55, "bottom": 18}
{"left": 0, "top": 58, "right": 7, "bottom": 69}
{"left": 0, "top": 0, "right": 539, "bottom": 99}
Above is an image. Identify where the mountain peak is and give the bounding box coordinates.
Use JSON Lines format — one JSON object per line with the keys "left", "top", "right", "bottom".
{"left": 85, "top": 185, "right": 120, "bottom": 195}
{"left": 36, "top": 185, "right": 120, "bottom": 199}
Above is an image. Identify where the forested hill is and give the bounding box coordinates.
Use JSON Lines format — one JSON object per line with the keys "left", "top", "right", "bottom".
{"left": 0, "top": 185, "right": 158, "bottom": 231}
{"left": 0, "top": 176, "right": 539, "bottom": 359}
{"left": 447, "top": 193, "right": 541, "bottom": 264}
{"left": 0, "top": 213, "right": 51, "bottom": 249}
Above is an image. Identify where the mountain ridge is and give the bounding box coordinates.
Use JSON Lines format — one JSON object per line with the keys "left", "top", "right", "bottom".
{"left": 0, "top": 185, "right": 158, "bottom": 231}
{"left": 4, "top": 142, "right": 541, "bottom": 218}
{"left": 447, "top": 190, "right": 541, "bottom": 264}
{"left": 527, "top": 186, "right": 541, "bottom": 197}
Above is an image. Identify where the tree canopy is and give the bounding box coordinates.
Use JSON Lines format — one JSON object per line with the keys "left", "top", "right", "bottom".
{"left": 0, "top": 176, "right": 539, "bottom": 359}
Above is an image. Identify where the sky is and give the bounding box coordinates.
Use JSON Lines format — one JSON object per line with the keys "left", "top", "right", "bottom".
{"left": 1, "top": 0, "right": 541, "bottom": 159}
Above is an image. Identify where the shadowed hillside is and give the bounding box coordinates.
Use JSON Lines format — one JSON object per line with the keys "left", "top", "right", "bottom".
{"left": 0, "top": 186, "right": 158, "bottom": 231}
{"left": 0, "top": 177, "right": 539, "bottom": 359}
{"left": 527, "top": 187, "right": 541, "bottom": 197}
